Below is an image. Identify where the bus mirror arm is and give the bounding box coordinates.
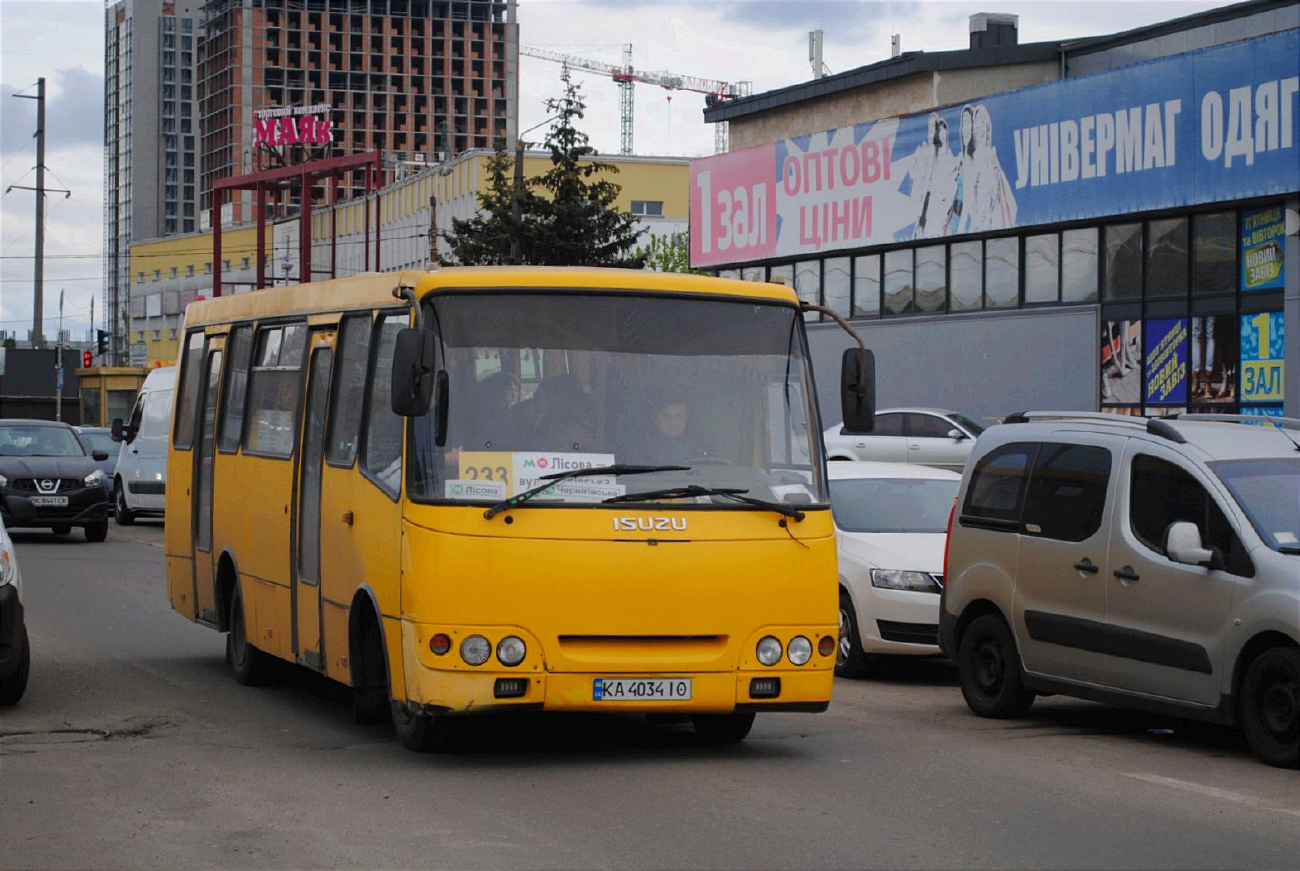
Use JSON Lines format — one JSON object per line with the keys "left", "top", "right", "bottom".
{"left": 800, "top": 303, "right": 875, "bottom": 435}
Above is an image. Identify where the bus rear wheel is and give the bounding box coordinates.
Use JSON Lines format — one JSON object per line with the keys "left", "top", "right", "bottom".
{"left": 227, "top": 583, "right": 272, "bottom": 686}
{"left": 691, "top": 712, "right": 755, "bottom": 744}
{"left": 391, "top": 702, "right": 452, "bottom": 752}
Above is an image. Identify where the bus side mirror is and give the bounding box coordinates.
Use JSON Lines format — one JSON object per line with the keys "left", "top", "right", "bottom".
{"left": 391, "top": 328, "right": 436, "bottom": 417}
{"left": 839, "top": 348, "right": 876, "bottom": 435}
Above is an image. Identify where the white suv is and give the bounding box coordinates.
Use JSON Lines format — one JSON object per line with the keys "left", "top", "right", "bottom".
{"left": 939, "top": 412, "right": 1300, "bottom": 768}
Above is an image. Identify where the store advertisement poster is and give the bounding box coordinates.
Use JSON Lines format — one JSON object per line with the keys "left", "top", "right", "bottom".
{"left": 1239, "top": 312, "right": 1285, "bottom": 403}
{"left": 1144, "top": 319, "right": 1189, "bottom": 404}
{"left": 691, "top": 29, "right": 1300, "bottom": 267}
{"left": 1189, "top": 315, "right": 1238, "bottom": 403}
{"left": 1240, "top": 206, "right": 1287, "bottom": 291}
{"left": 1101, "top": 319, "right": 1142, "bottom": 405}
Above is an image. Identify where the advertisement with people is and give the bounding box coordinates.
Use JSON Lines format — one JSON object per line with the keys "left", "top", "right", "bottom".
{"left": 691, "top": 28, "right": 1300, "bottom": 267}
{"left": 1101, "top": 320, "right": 1142, "bottom": 405}
{"left": 1190, "top": 315, "right": 1239, "bottom": 404}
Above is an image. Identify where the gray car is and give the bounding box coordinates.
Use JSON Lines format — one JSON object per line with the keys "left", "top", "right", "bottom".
{"left": 824, "top": 407, "right": 984, "bottom": 472}
{"left": 939, "top": 412, "right": 1300, "bottom": 768}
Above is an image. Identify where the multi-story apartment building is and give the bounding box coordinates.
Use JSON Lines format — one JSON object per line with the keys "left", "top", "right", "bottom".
{"left": 198, "top": 0, "right": 519, "bottom": 219}
{"left": 104, "top": 0, "right": 204, "bottom": 365}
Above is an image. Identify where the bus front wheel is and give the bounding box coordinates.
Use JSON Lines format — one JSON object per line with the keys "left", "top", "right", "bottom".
{"left": 691, "top": 712, "right": 755, "bottom": 744}
{"left": 227, "top": 583, "right": 272, "bottom": 686}
{"left": 391, "top": 701, "right": 452, "bottom": 753}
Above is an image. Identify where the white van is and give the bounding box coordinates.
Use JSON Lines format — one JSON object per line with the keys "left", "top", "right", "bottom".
{"left": 112, "top": 366, "right": 176, "bottom": 524}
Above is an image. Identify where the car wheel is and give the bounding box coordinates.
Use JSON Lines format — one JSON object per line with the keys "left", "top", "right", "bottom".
{"left": 51, "top": 525, "right": 71, "bottom": 536}
{"left": 1240, "top": 647, "right": 1300, "bottom": 768}
{"left": 226, "top": 582, "right": 272, "bottom": 686}
{"left": 0, "top": 626, "right": 30, "bottom": 706}
{"left": 114, "top": 483, "right": 136, "bottom": 526}
{"left": 957, "top": 613, "right": 1035, "bottom": 719}
{"left": 691, "top": 712, "right": 755, "bottom": 744}
{"left": 391, "top": 701, "right": 453, "bottom": 752}
{"left": 83, "top": 521, "right": 108, "bottom": 543}
{"left": 836, "top": 590, "right": 870, "bottom": 679}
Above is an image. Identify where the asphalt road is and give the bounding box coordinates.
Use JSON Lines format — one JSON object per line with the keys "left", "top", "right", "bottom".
{"left": 2, "top": 522, "right": 1299, "bottom": 870}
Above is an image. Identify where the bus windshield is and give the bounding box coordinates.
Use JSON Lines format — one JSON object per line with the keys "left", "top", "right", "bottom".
{"left": 408, "top": 291, "right": 828, "bottom": 508}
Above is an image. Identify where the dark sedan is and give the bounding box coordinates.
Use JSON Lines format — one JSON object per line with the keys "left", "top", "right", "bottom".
{"left": 0, "top": 420, "right": 112, "bottom": 542}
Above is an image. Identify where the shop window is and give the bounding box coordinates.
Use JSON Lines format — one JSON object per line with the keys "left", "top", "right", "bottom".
{"left": 741, "top": 266, "right": 764, "bottom": 282}
{"left": 718, "top": 269, "right": 739, "bottom": 281}
{"left": 1024, "top": 233, "right": 1059, "bottom": 304}
{"left": 984, "top": 237, "right": 1019, "bottom": 309}
{"left": 914, "top": 246, "right": 946, "bottom": 313}
{"left": 852, "top": 255, "right": 880, "bottom": 317}
{"left": 1146, "top": 217, "right": 1188, "bottom": 298}
{"left": 948, "top": 241, "right": 982, "bottom": 311}
{"left": 768, "top": 263, "right": 793, "bottom": 288}
{"left": 1192, "top": 212, "right": 1236, "bottom": 296}
{"left": 883, "top": 249, "right": 913, "bottom": 316}
{"left": 824, "top": 257, "right": 851, "bottom": 318}
{"left": 1062, "top": 228, "right": 1099, "bottom": 303}
{"left": 1103, "top": 223, "right": 1143, "bottom": 301}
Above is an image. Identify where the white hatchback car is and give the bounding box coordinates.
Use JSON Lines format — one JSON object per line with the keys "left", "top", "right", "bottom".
{"left": 824, "top": 407, "right": 985, "bottom": 472}
{"left": 830, "top": 461, "right": 960, "bottom": 677}
{"left": 0, "top": 496, "right": 32, "bottom": 705}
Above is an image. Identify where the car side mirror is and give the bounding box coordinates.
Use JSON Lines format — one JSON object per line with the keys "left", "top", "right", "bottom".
{"left": 1, "top": 494, "right": 36, "bottom": 527}
{"left": 92, "top": 450, "right": 110, "bottom": 462}
{"left": 390, "top": 328, "right": 436, "bottom": 417}
{"left": 947, "top": 428, "right": 967, "bottom": 441}
{"left": 839, "top": 348, "right": 876, "bottom": 435}
{"left": 111, "top": 418, "right": 125, "bottom": 441}
{"left": 1166, "top": 521, "right": 1219, "bottom": 568}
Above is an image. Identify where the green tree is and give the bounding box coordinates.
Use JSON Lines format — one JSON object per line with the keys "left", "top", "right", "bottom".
{"left": 441, "top": 73, "right": 644, "bottom": 268}
{"left": 634, "top": 232, "right": 707, "bottom": 274}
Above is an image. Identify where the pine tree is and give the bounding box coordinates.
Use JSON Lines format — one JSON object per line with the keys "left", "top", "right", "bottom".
{"left": 441, "top": 142, "right": 543, "bottom": 265}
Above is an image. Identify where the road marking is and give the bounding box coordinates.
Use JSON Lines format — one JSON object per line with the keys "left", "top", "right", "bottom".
{"left": 1123, "top": 772, "right": 1300, "bottom": 818}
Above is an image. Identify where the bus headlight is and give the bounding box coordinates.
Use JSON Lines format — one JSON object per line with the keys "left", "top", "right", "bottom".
{"left": 496, "top": 636, "right": 526, "bottom": 667}
{"left": 787, "top": 636, "right": 812, "bottom": 665}
{"left": 756, "top": 635, "right": 782, "bottom": 666}
{"left": 460, "top": 635, "right": 491, "bottom": 666}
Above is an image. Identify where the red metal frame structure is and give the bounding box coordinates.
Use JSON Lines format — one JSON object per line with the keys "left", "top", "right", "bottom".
{"left": 210, "top": 151, "right": 383, "bottom": 297}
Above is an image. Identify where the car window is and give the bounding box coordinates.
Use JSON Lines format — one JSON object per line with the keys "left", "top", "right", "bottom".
{"left": 948, "top": 413, "right": 985, "bottom": 436}
{"left": 870, "top": 413, "right": 904, "bottom": 437}
{"left": 140, "top": 390, "right": 174, "bottom": 440}
{"left": 1130, "top": 454, "right": 1253, "bottom": 576}
{"left": 0, "top": 424, "right": 85, "bottom": 457}
{"left": 907, "top": 414, "right": 955, "bottom": 439}
{"left": 831, "top": 477, "right": 959, "bottom": 532}
{"left": 1022, "top": 444, "right": 1111, "bottom": 542}
{"left": 78, "top": 431, "right": 119, "bottom": 455}
{"left": 962, "top": 442, "right": 1038, "bottom": 526}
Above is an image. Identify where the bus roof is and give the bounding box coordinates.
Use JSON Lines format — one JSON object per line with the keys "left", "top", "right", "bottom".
{"left": 182, "top": 266, "right": 799, "bottom": 328}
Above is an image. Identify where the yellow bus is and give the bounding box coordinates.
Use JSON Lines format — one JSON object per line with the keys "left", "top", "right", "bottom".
{"left": 164, "top": 266, "right": 874, "bottom": 750}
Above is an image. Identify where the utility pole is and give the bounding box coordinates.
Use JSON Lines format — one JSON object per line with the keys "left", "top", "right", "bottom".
{"left": 55, "top": 289, "right": 64, "bottom": 421}
{"left": 10, "top": 78, "right": 70, "bottom": 349}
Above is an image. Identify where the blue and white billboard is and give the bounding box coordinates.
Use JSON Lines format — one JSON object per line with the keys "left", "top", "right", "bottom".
{"left": 691, "top": 29, "right": 1300, "bottom": 265}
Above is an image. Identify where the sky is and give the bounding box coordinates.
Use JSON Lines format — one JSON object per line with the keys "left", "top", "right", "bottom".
{"left": 0, "top": 0, "right": 1228, "bottom": 340}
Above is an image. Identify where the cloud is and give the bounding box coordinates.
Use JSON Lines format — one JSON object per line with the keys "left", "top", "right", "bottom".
{"left": 712, "top": 0, "right": 921, "bottom": 43}
{"left": 0, "top": 67, "right": 104, "bottom": 155}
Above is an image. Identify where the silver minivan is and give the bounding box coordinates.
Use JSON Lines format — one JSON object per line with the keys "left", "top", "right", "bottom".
{"left": 939, "top": 412, "right": 1300, "bottom": 768}
{"left": 112, "top": 366, "right": 176, "bottom": 524}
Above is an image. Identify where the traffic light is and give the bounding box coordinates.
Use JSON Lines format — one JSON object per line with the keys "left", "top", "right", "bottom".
{"left": 96, "top": 329, "right": 109, "bottom": 356}
{"left": 82, "top": 350, "right": 93, "bottom": 368}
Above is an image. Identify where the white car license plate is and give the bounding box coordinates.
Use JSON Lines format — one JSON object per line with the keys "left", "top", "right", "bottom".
{"left": 593, "top": 677, "right": 692, "bottom": 701}
{"left": 30, "top": 495, "right": 69, "bottom": 507}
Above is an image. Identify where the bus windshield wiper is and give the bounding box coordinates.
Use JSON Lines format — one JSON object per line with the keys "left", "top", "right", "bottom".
{"left": 603, "top": 485, "right": 806, "bottom": 521}
{"left": 483, "top": 464, "right": 688, "bottom": 520}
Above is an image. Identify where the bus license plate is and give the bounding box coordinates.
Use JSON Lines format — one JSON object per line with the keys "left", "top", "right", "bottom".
{"left": 30, "top": 495, "right": 68, "bottom": 507}
{"left": 593, "top": 678, "right": 692, "bottom": 701}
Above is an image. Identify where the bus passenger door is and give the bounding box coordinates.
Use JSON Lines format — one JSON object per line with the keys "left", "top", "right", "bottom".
{"left": 293, "top": 340, "right": 333, "bottom": 670}
{"left": 192, "top": 338, "right": 225, "bottom": 625}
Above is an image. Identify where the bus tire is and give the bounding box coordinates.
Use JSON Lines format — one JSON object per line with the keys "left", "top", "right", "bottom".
{"left": 0, "top": 626, "right": 30, "bottom": 706}
{"left": 226, "top": 582, "right": 272, "bottom": 686}
{"left": 391, "top": 701, "right": 452, "bottom": 753}
{"left": 691, "top": 712, "right": 755, "bottom": 744}
{"left": 83, "top": 521, "right": 109, "bottom": 543}
{"left": 114, "top": 484, "right": 136, "bottom": 526}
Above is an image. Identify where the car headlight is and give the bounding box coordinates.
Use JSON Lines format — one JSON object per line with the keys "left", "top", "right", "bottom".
{"left": 84, "top": 469, "right": 106, "bottom": 487}
{"left": 496, "top": 636, "right": 526, "bottom": 667}
{"left": 460, "top": 635, "right": 491, "bottom": 666}
{"left": 755, "top": 635, "right": 783, "bottom": 666}
{"left": 787, "top": 636, "right": 813, "bottom": 666}
{"left": 870, "top": 569, "right": 941, "bottom": 593}
{"left": 0, "top": 547, "right": 15, "bottom": 586}
{"left": 0, "top": 473, "right": 7, "bottom": 488}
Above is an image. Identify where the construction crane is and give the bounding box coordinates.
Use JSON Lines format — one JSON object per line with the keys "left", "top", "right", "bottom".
{"left": 519, "top": 44, "right": 752, "bottom": 155}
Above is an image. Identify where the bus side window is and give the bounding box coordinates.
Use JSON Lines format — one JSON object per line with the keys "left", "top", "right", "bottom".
{"left": 173, "top": 330, "right": 206, "bottom": 450}
{"left": 326, "top": 313, "right": 372, "bottom": 467}
{"left": 362, "top": 315, "right": 405, "bottom": 495}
